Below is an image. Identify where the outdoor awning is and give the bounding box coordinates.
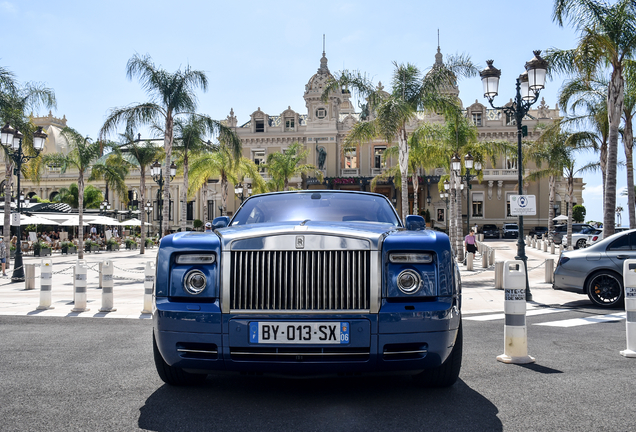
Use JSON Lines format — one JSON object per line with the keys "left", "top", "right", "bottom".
{"left": 553, "top": 215, "right": 568, "bottom": 221}
{"left": 20, "top": 214, "right": 60, "bottom": 225}
{"left": 120, "top": 218, "right": 152, "bottom": 226}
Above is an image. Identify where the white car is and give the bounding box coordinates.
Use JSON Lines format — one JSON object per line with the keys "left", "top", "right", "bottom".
{"left": 587, "top": 227, "right": 629, "bottom": 246}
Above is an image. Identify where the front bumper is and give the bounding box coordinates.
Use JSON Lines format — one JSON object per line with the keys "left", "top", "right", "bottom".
{"left": 153, "top": 297, "right": 461, "bottom": 375}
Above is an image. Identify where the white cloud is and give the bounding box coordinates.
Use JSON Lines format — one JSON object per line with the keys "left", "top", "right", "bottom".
{"left": 0, "top": 2, "right": 16, "bottom": 13}
{"left": 583, "top": 184, "right": 603, "bottom": 199}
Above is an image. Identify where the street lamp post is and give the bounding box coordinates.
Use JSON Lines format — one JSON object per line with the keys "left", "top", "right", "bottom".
{"left": 479, "top": 50, "right": 548, "bottom": 301}
{"left": 145, "top": 200, "right": 153, "bottom": 238}
{"left": 1, "top": 123, "right": 47, "bottom": 282}
{"left": 151, "top": 160, "right": 176, "bottom": 237}
{"left": 443, "top": 180, "right": 450, "bottom": 233}
{"left": 234, "top": 180, "right": 252, "bottom": 203}
{"left": 452, "top": 152, "right": 482, "bottom": 235}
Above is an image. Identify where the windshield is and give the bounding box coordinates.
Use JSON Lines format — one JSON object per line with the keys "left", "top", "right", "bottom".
{"left": 231, "top": 192, "right": 401, "bottom": 226}
{"left": 505, "top": 224, "right": 518, "bottom": 229}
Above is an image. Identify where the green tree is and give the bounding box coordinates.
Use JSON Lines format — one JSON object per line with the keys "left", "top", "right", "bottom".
{"left": 44, "top": 127, "right": 101, "bottom": 259}
{"left": 99, "top": 54, "right": 241, "bottom": 236}
{"left": 572, "top": 204, "right": 586, "bottom": 223}
{"left": 89, "top": 152, "right": 129, "bottom": 207}
{"left": 0, "top": 68, "right": 55, "bottom": 260}
{"left": 53, "top": 183, "right": 104, "bottom": 209}
{"left": 263, "top": 142, "right": 322, "bottom": 191}
{"left": 547, "top": 0, "right": 636, "bottom": 237}
{"left": 322, "top": 56, "right": 477, "bottom": 223}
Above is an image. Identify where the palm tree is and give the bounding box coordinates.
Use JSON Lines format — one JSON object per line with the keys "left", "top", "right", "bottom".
{"left": 122, "top": 136, "right": 163, "bottom": 254}
{"left": 547, "top": 0, "right": 636, "bottom": 237}
{"left": 0, "top": 73, "right": 55, "bottom": 266}
{"left": 263, "top": 142, "right": 322, "bottom": 191}
{"left": 89, "top": 152, "right": 129, "bottom": 207}
{"left": 621, "top": 63, "right": 636, "bottom": 228}
{"left": 322, "top": 56, "right": 478, "bottom": 223}
{"left": 44, "top": 127, "right": 101, "bottom": 259}
{"left": 53, "top": 183, "right": 104, "bottom": 208}
{"left": 173, "top": 115, "right": 235, "bottom": 232}
{"left": 99, "top": 54, "right": 241, "bottom": 236}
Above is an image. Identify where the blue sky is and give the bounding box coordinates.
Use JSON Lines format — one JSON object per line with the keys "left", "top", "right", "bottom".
{"left": 0, "top": 0, "right": 624, "bottom": 224}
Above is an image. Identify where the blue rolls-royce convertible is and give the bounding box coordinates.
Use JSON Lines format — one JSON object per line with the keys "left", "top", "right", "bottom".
{"left": 153, "top": 190, "right": 462, "bottom": 387}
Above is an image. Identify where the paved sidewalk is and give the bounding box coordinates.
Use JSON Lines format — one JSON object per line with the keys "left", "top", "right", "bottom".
{"left": 0, "top": 239, "right": 586, "bottom": 319}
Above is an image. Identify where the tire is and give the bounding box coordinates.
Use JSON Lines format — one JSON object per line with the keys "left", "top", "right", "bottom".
{"left": 576, "top": 239, "right": 586, "bottom": 249}
{"left": 413, "top": 322, "right": 462, "bottom": 388}
{"left": 586, "top": 271, "right": 625, "bottom": 308}
{"left": 153, "top": 332, "right": 207, "bottom": 386}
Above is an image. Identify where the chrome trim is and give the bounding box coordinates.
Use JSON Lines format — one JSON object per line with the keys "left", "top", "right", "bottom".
{"left": 383, "top": 350, "right": 427, "bottom": 355}
{"left": 230, "top": 351, "right": 369, "bottom": 357}
{"left": 229, "top": 309, "right": 370, "bottom": 314}
{"left": 183, "top": 270, "right": 207, "bottom": 295}
{"left": 370, "top": 251, "right": 380, "bottom": 313}
{"left": 177, "top": 348, "right": 218, "bottom": 354}
{"left": 231, "top": 234, "right": 371, "bottom": 251}
{"left": 222, "top": 250, "right": 232, "bottom": 313}
{"left": 397, "top": 269, "right": 422, "bottom": 295}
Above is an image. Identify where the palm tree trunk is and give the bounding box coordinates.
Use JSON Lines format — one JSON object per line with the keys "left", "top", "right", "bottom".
{"left": 624, "top": 115, "right": 635, "bottom": 228}
{"left": 604, "top": 68, "right": 625, "bottom": 238}
{"left": 78, "top": 174, "right": 85, "bottom": 260}
{"left": 163, "top": 114, "right": 174, "bottom": 236}
{"left": 566, "top": 176, "right": 574, "bottom": 249}
{"left": 548, "top": 175, "right": 556, "bottom": 237}
{"left": 600, "top": 139, "right": 607, "bottom": 207}
{"left": 455, "top": 179, "right": 464, "bottom": 263}
{"left": 140, "top": 170, "right": 146, "bottom": 255}
{"left": 412, "top": 170, "right": 419, "bottom": 216}
{"left": 181, "top": 153, "right": 188, "bottom": 233}
{"left": 398, "top": 127, "right": 409, "bottom": 223}
{"left": 221, "top": 173, "right": 228, "bottom": 216}
{"left": 4, "top": 161, "right": 12, "bottom": 269}
{"left": 202, "top": 182, "right": 208, "bottom": 223}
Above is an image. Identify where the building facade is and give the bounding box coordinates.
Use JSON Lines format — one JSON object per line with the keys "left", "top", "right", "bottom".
{"left": 6, "top": 48, "right": 584, "bottom": 234}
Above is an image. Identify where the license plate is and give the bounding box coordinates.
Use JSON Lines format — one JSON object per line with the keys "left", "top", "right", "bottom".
{"left": 249, "top": 322, "right": 350, "bottom": 344}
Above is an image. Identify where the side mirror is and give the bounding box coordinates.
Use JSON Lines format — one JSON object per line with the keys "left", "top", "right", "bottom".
{"left": 212, "top": 216, "right": 230, "bottom": 229}
{"left": 405, "top": 215, "right": 426, "bottom": 231}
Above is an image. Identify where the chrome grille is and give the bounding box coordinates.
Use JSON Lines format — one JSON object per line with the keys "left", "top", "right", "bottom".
{"left": 230, "top": 250, "right": 371, "bottom": 311}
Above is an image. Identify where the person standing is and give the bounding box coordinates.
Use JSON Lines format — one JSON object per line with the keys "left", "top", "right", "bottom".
{"left": 204, "top": 222, "right": 213, "bottom": 232}
{"left": 0, "top": 237, "right": 7, "bottom": 276}
{"left": 464, "top": 229, "right": 477, "bottom": 263}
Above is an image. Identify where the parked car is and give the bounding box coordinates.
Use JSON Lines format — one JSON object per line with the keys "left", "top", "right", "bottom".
{"left": 502, "top": 223, "right": 519, "bottom": 239}
{"left": 551, "top": 223, "right": 594, "bottom": 245}
{"left": 587, "top": 227, "right": 629, "bottom": 247}
{"left": 481, "top": 224, "right": 500, "bottom": 239}
{"left": 529, "top": 226, "right": 549, "bottom": 239}
{"left": 553, "top": 228, "right": 636, "bottom": 307}
{"left": 153, "top": 190, "right": 462, "bottom": 387}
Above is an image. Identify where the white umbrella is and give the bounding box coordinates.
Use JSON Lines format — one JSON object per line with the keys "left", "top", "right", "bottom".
{"left": 57, "top": 216, "right": 90, "bottom": 227}
{"left": 553, "top": 215, "right": 568, "bottom": 221}
{"left": 20, "top": 214, "right": 60, "bottom": 225}
{"left": 84, "top": 215, "right": 121, "bottom": 226}
{"left": 121, "top": 218, "right": 152, "bottom": 227}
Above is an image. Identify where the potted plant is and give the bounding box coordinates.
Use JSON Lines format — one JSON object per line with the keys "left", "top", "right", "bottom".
{"left": 33, "top": 241, "right": 52, "bottom": 257}
{"left": 106, "top": 238, "right": 119, "bottom": 251}
{"left": 60, "top": 241, "right": 77, "bottom": 255}
{"left": 84, "top": 239, "right": 99, "bottom": 253}
{"left": 145, "top": 238, "right": 154, "bottom": 248}
{"left": 125, "top": 238, "right": 138, "bottom": 250}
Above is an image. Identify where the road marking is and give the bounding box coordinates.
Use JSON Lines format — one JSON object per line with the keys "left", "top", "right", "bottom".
{"left": 464, "top": 308, "right": 570, "bottom": 321}
{"left": 535, "top": 312, "right": 626, "bottom": 327}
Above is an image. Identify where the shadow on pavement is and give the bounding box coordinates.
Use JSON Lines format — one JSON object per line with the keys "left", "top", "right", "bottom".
{"left": 138, "top": 375, "right": 502, "bottom": 431}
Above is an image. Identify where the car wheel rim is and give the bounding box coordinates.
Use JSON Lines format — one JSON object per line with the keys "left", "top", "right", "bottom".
{"left": 589, "top": 274, "right": 621, "bottom": 305}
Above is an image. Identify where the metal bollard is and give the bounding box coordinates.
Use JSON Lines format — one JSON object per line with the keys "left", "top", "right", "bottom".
{"left": 621, "top": 261, "right": 636, "bottom": 357}
{"left": 497, "top": 260, "right": 535, "bottom": 364}
{"left": 545, "top": 259, "right": 554, "bottom": 284}
{"left": 551, "top": 242, "right": 555, "bottom": 254}
{"left": 37, "top": 259, "right": 54, "bottom": 310}
{"left": 24, "top": 264, "right": 36, "bottom": 290}
{"left": 482, "top": 248, "right": 489, "bottom": 268}
{"left": 467, "top": 252, "right": 474, "bottom": 271}
{"left": 99, "top": 260, "right": 116, "bottom": 312}
{"left": 489, "top": 248, "right": 496, "bottom": 267}
{"left": 71, "top": 260, "right": 89, "bottom": 312}
{"left": 495, "top": 261, "right": 505, "bottom": 289}
{"left": 543, "top": 240, "right": 548, "bottom": 252}
{"left": 141, "top": 261, "right": 155, "bottom": 314}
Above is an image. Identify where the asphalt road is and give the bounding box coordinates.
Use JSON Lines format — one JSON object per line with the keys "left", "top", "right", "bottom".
{"left": 1, "top": 306, "right": 634, "bottom": 432}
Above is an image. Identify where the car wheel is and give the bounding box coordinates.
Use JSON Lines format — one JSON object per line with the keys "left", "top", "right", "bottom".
{"left": 153, "top": 332, "right": 207, "bottom": 386}
{"left": 413, "top": 322, "right": 462, "bottom": 388}
{"left": 576, "top": 239, "right": 586, "bottom": 249}
{"left": 586, "top": 271, "right": 625, "bottom": 308}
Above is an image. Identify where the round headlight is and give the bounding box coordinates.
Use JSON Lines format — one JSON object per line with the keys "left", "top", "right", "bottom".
{"left": 397, "top": 269, "right": 421, "bottom": 295}
{"left": 184, "top": 270, "right": 207, "bottom": 295}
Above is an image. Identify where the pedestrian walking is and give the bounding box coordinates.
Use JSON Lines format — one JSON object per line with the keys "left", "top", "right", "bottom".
{"left": 464, "top": 229, "right": 477, "bottom": 265}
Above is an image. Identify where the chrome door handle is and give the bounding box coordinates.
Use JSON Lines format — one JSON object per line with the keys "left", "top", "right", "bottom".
{"left": 616, "top": 255, "right": 630, "bottom": 259}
